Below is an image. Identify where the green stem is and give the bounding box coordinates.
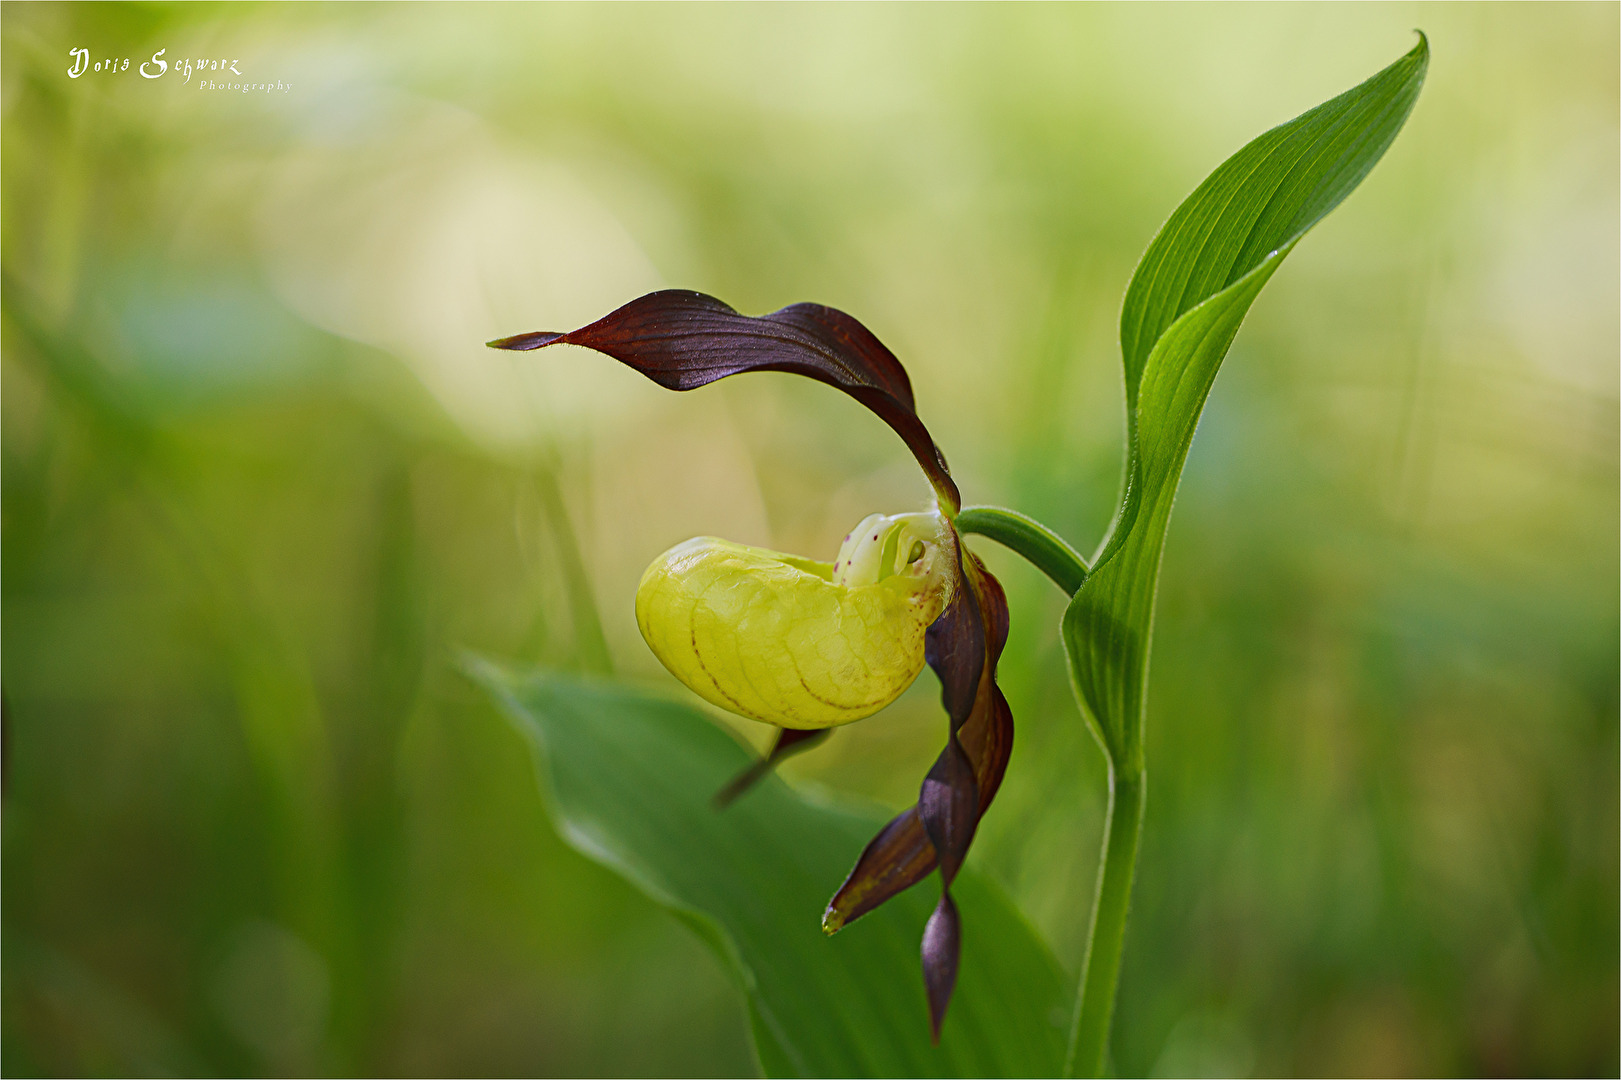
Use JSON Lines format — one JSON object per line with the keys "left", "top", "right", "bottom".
{"left": 956, "top": 503, "right": 1139, "bottom": 1075}
{"left": 1066, "top": 767, "right": 1146, "bottom": 1078}
{"left": 955, "top": 505, "right": 1089, "bottom": 596}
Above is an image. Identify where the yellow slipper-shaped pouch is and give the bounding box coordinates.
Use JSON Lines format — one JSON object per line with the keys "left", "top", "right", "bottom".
{"left": 636, "top": 512, "right": 951, "bottom": 729}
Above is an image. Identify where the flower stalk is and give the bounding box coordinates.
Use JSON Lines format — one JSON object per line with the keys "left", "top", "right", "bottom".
{"left": 956, "top": 506, "right": 1090, "bottom": 597}
{"left": 1066, "top": 766, "right": 1145, "bottom": 1078}
{"left": 956, "top": 502, "right": 1140, "bottom": 1077}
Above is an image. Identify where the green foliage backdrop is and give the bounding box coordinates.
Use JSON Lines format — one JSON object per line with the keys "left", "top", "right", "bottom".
{"left": 3, "top": 4, "right": 1616, "bottom": 1076}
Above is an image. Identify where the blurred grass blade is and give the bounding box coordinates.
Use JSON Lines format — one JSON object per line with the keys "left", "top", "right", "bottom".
{"left": 465, "top": 659, "right": 1068, "bottom": 1078}
{"left": 1068, "top": 33, "right": 1428, "bottom": 776}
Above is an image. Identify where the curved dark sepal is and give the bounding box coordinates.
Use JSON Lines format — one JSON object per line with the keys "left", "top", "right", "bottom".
{"left": 712, "top": 727, "right": 828, "bottom": 809}
{"left": 921, "top": 891, "right": 961, "bottom": 1044}
{"left": 488, "top": 290, "right": 960, "bottom": 512}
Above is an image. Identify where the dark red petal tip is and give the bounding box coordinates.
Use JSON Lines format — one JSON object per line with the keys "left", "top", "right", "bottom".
{"left": 487, "top": 330, "right": 566, "bottom": 350}
{"left": 921, "top": 892, "right": 962, "bottom": 1044}
{"left": 823, "top": 806, "right": 935, "bottom": 934}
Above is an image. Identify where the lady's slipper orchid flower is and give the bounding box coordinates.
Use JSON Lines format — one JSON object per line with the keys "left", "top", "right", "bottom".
{"left": 490, "top": 290, "right": 1014, "bottom": 1040}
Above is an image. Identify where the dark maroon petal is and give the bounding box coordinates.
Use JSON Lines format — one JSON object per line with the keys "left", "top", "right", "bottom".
{"left": 488, "top": 289, "right": 959, "bottom": 512}
{"left": 712, "top": 727, "right": 828, "bottom": 809}
{"left": 918, "top": 736, "right": 978, "bottom": 886}
{"left": 957, "top": 551, "right": 1014, "bottom": 809}
{"left": 821, "top": 807, "right": 933, "bottom": 933}
{"left": 963, "top": 683, "right": 1014, "bottom": 809}
{"left": 921, "top": 892, "right": 961, "bottom": 1044}
{"left": 918, "top": 545, "right": 998, "bottom": 892}
{"left": 822, "top": 543, "right": 1015, "bottom": 933}
{"left": 924, "top": 538, "right": 987, "bottom": 734}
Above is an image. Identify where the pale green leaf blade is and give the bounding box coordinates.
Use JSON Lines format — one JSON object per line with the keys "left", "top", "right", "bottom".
{"left": 1119, "top": 33, "right": 1430, "bottom": 400}
{"left": 1069, "top": 36, "right": 1428, "bottom": 773}
{"left": 466, "top": 659, "right": 1069, "bottom": 1078}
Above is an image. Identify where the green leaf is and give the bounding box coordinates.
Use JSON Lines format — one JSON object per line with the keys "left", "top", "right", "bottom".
{"left": 465, "top": 658, "right": 1069, "bottom": 1078}
{"left": 1067, "top": 35, "right": 1429, "bottom": 775}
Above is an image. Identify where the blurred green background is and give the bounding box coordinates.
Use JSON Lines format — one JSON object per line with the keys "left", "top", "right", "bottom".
{"left": 3, "top": 3, "right": 1616, "bottom": 1076}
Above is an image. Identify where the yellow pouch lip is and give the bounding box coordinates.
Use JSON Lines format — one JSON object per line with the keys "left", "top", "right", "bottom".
{"left": 635, "top": 519, "right": 950, "bottom": 730}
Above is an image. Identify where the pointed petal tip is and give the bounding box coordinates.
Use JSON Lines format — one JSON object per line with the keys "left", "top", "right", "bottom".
{"left": 486, "top": 330, "right": 565, "bottom": 351}
{"left": 821, "top": 906, "right": 845, "bottom": 935}
{"left": 823, "top": 806, "right": 937, "bottom": 933}
{"left": 921, "top": 892, "right": 961, "bottom": 1043}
